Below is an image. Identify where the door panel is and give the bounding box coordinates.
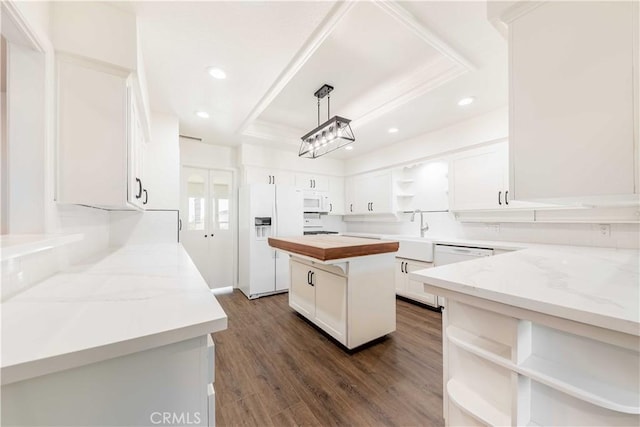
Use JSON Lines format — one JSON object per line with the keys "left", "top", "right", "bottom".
{"left": 208, "top": 170, "right": 234, "bottom": 288}
{"left": 289, "top": 261, "right": 315, "bottom": 319}
{"left": 314, "top": 269, "right": 347, "bottom": 344}
{"left": 181, "top": 167, "right": 210, "bottom": 284}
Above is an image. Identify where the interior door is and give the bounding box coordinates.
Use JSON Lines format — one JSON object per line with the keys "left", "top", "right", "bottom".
{"left": 208, "top": 170, "right": 234, "bottom": 289}
{"left": 181, "top": 167, "right": 211, "bottom": 284}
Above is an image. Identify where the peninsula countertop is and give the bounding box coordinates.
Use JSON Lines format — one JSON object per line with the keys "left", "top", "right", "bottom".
{"left": 1, "top": 243, "right": 228, "bottom": 385}
{"left": 268, "top": 235, "right": 399, "bottom": 261}
{"left": 410, "top": 246, "right": 640, "bottom": 336}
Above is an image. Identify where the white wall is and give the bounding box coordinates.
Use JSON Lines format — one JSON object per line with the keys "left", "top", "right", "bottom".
{"left": 239, "top": 143, "right": 345, "bottom": 176}
{"left": 145, "top": 112, "right": 180, "bottom": 210}
{"left": 180, "top": 138, "right": 237, "bottom": 170}
{"left": 346, "top": 107, "right": 508, "bottom": 176}
{"left": 110, "top": 210, "right": 178, "bottom": 247}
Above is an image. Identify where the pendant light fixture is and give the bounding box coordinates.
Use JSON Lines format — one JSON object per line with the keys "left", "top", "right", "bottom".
{"left": 299, "top": 84, "right": 355, "bottom": 158}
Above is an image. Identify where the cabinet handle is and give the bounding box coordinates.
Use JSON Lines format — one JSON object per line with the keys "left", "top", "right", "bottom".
{"left": 310, "top": 272, "right": 315, "bottom": 286}
{"left": 401, "top": 261, "right": 405, "bottom": 274}
{"left": 498, "top": 191, "right": 502, "bottom": 206}
{"left": 329, "top": 203, "right": 332, "bottom": 212}
{"left": 350, "top": 204, "right": 353, "bottom": 212}
{"left": 370, "top": 202, "right": 373, "bottom": 211}
{"left": 135, "top": 178, "right": 142, "bottom": 199}
{"left": 179, "top": 219, "right": 182, "bottom": 231}
{"left": 307, "top": 271, "right": 311, "bottom": 285}
{"left": 143, "top": 189, "right": 148, "bottom": 205}
{"left": 273, "top": 175, "right": 275, "bottom": 185}
{"left": 505, "top": 190, "right": 509, "bottom": 205}
{"left": 204, "top": 235, "right": 208, "bottom": 238}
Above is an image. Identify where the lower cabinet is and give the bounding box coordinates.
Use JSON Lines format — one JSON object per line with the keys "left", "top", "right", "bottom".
{"left": 290, "top": 259, "right": 347, "bottom": 344}
{"left": 1, "top": 336, "right": 216, "bottom": 426}
{"left": 395, "top": 258, "right": 439, "bottom": 307}
{"left": 289, "top": 253, "right": 396, "bottom": 349}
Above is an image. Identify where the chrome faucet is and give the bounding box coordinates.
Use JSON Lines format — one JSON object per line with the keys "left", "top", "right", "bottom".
{"left": 410, "top": 209, "right": 429, "bottom": 238}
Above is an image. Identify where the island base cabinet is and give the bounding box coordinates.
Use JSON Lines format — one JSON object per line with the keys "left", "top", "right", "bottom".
{"left": 431, "top": 295, "right": 640, "bottom": 426}
{"left": 289, "top": 253, "right": 396, "bottom": 350}
{"left": 1, "top": 336, "right": 216, "bottom": 426}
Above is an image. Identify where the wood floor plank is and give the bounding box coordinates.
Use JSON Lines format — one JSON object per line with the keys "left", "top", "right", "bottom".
{"left": 213, "top": 290, "right": 444, "bottom": 426}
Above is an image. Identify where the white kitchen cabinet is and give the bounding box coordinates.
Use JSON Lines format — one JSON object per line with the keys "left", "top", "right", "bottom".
{"left": 56, "top": 56, "right": 148, "bottom": 210}
{"left": 290, "top": 260, "right": 347, "bottom": 344}
{"left": 395, "top": 258, "right": 438, "bottom": 307}
{"left": 244, "top": 166, "right": 295, "bottom": 186}
{"left": 344, "top": 176, "right": 357, "bottom": 214}
{"left": 313, "top": 267, "right": 347, "bottom": 343}
{"left": 289, "top": 259, "right": 316, "bottom": 319}
{"left": 346, "top": 171, "right": 394, "bottom": 215}
{"left": 449, "top": 141, "right": 546, "bottom": 211}
{"left": 327, "top": 176, "right": 345, "bottom": 215}
{"left": 507, "top": 1, "right": 639, "bottom": 205}
{"left": 295, "top": 173, "right": 329, "bottom": 191}
{"left": 289, "top": 255, "right": 395, "bottom": 349}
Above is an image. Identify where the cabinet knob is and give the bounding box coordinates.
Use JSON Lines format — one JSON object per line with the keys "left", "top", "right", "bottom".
{"left": 505, "top": 190, "right": 509, "bottom": 205}
{"left": 498, "top": 191, "right": 502, "bottom": 206}
{"left": 135, "top": 178, "right": 142, "bottom": 199}
{"left": 143, "top": 189, "right": 148, "bottom": 205}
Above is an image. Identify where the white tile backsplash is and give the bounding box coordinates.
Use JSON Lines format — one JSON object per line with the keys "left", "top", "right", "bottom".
{"left": 109, "top": 210, "right": 179, "bottom": 247}
{"left": 346, "top": 211, "right": 640, "bottom": 249}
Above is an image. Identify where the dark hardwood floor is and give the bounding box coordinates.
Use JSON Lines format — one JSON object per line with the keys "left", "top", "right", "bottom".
{"left": 212, "top": 290, "right": 444, "bottom": 426}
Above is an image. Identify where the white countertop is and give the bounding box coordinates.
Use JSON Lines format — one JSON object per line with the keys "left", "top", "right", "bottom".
{"left": 1, "top": 243, "right": 228, "bottom": 385}
{"left": 410, "top": 246, "right": 640, "bottom": 336}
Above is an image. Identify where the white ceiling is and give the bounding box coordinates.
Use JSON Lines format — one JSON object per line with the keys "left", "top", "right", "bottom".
{"left": 135, "top": 1, "right": 507, "bottom": 160}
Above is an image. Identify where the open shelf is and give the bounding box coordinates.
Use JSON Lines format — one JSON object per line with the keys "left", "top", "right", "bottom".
{"left": 519, "top": 354, "right": 640, "bottom": 415}
{"left": 447, "top": 325, "right": 512, "bottom": 366}
{"left": 447, "top": 378, "right": 511, "bottom": 427}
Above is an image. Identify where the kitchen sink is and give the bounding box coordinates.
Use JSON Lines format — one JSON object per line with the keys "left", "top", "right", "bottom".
{"left": 393, "top": 237, "right": 434, "bottom": 263}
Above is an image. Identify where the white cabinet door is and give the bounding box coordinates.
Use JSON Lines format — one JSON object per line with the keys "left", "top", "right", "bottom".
{"left": 245, "top": 167, "right": 295, "bottom": 186}
{"left": 450, "top": 143, "right": 506, "bottom": 211}
{"left": 128, "top": 99, "right": 146, "bottom": 209}
{"left": 57, "top": 58, "right": 133, "bottom": 209}
{"left": 327, "top": 176, "right": 345, "bottom": 215}
{"left": 344, "top": 177, "right": 357, "bottom": 215}
{"left": 509, "top": 1, "right": 637, "bottom": 203}
{"left": 314, "top": 268, "right": 347, "bottom": 345}
{"left": 295, "top": 174, "right": 329, "bottom": 191}
{"left": 289, "top": 260, "right": 315, "bottom": 319}
{"left": 368, "top": 172, "right": 393, "bottom": 214}
{"left": 405, "top": 260, "right": 437, "bottom": 307}
{"left": 395, "top": 259, "right": 407, "bottom": 294}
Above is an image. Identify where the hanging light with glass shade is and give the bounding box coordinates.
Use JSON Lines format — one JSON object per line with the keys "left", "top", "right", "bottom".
{"left": 299, "top": 84, "right": 355, "bottom": 158}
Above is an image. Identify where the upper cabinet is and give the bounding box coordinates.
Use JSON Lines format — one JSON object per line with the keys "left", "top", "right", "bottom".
{"left": 345, "top": 171, "right": 394, "bottom": 215}
{"left": 449, "top": 141, "right": 548, "bottom": 211}
{"left": 506, "top": 1, "right": 639, "bottom": 205}
{"left": 56, "top": 57, "right": 147, "bottom": 210}
{"left": 327, "top": 176, "right": 345, "bottom": 215}
{"left": 53, "top": 2, "right": 153, "bottom": 210}
{"left": 244, "top": 167, "right": 295, "bottom": 186}
{"left": 295, "top": 174, "right": 329, "bottom": 192}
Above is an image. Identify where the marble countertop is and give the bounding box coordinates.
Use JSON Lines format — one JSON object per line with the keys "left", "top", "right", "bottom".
{"left": 1, "top": 243, "right": 228, "bottom": 385}
{"left": 410, "top": 246, "right": 640, "bottom": 335}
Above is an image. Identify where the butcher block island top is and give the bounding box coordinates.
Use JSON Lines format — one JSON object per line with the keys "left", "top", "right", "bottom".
{"left": 268, "top": 235, "right": 399, "bottom": 261}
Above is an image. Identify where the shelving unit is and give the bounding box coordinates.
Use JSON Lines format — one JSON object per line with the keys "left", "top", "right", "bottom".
{"left": 440, "top": 299, "right": 640, "bottom": 426}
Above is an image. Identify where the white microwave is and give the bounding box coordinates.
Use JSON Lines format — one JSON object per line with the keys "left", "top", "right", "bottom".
{"left": 303, "top": 191, "right": 329, "bottom": 213}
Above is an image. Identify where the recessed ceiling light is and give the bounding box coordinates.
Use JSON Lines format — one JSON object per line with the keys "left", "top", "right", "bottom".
{"left": 195, "top": 111, "right": 210, "bottom": 119}
{"left": 457, "top": 97, "right": 475, "bottom": 106}
{"left": 344, "top": 146, "right": 354, "bottom": 151}
{"left": 207, "top": 67, "right": 226, "bottom": 80}
{"left": 388, "top": 127, "right": 399, "bottom": 134}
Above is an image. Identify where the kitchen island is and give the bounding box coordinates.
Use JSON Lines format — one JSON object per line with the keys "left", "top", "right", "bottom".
{"left": 410, "top": 246, "right": 640, "bottom": 426}
{"left": 269, "top": 235, "right": 399, "bottom": 349}
{"left": 1, "top": 243, "right": 227, "bottom": 427}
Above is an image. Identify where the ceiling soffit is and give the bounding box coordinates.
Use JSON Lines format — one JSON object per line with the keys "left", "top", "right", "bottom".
{"left": 239, "top": 0, "right": 476, "bottom": 147}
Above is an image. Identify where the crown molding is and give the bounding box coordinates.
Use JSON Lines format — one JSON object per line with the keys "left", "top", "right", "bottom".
{"left": 349, "top": 57, "right": 467, "bottom": 130}
{"left": 1, "top": 0, "right": 48, "bottom": 52}
{"left": 236, "top": 0, "right": 356, "bottom": 135}
{"left": 372, "top": 0, "right": 476, "bottom": 71}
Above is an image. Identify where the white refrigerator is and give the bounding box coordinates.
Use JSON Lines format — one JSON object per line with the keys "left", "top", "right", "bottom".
{"left": 238, "top": 184, "right": 303, "bottom": 299}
